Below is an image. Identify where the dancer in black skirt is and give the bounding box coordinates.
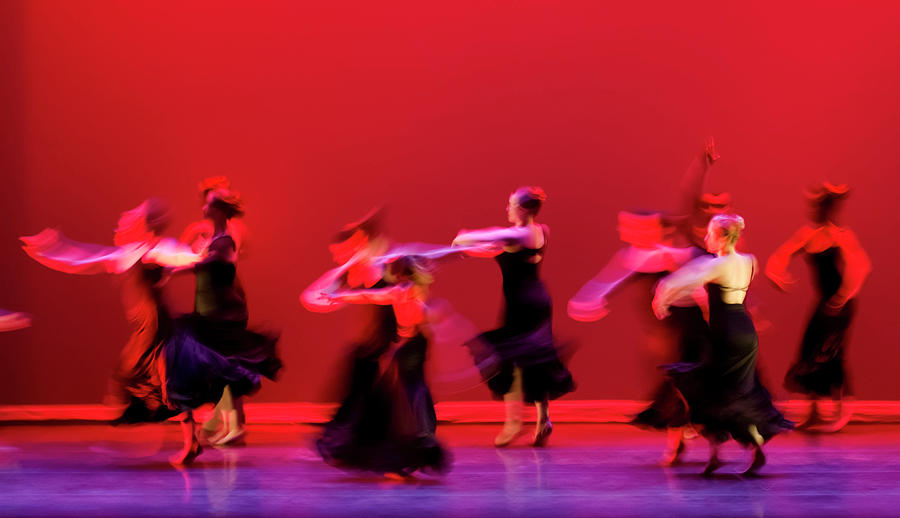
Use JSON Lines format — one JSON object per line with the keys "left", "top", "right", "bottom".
{"left": 21, "top": 198, "right": 277, "bottom": 466}
{"left": 176, "top": 187, "right": 282, "bottom": 446}
{"left": 766, "top": 182, "right": 870, "bottom": 432}
{"left": 452, "top": 186, "right": 574, "bottom": 447}
{"left": 318, "top": 255, "right": 450, "bottom": 476}
{"left": 653, "top": 214, "right": 793, "bottom": 475}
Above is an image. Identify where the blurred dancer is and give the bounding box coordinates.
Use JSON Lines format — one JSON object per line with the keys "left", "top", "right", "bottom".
{"left": 452, "top": 187, "right": 574, "bottom": 447}
{"left": 653, "top": 214, "right": 793, "bottom": 475}
{"left": 766, "top": 182, "right": 870, "bottom": 432}
{"left": 318, "top": 256, "right": 450, "bottom": 476}
{"left": 302, "top": 209, "right": 481, "bottom": 475}
{"left": 567, "top": 210, "right": 701, "bottom": 464}
{"left": 177, "top": 187, "right": 281, "bottom": 446}
{"left": 21, "top": 199, "right": 273, "bottom": 466}
{"left": 181, "top": 177, "right": 251, "bottom": 445}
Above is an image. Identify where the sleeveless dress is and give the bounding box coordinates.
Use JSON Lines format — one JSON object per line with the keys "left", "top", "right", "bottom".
{"left": 466, "top": 237, "right": 574, "bottom": 403}
{"left": 175, "top": 235, "right": 282, "bottom": 382}
{"left": 667, "top": 284, "right": 793, "bottom": 445}
{"left": 784, "top": 247, "right": 855, "bottom": 397}
{"left": 316, "top": 280, "right": 449, "bottom": 475}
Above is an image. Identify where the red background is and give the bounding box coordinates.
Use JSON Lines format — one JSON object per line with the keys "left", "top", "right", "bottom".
{"left": 1, "top": 2, "right": 897, "bottom": 405}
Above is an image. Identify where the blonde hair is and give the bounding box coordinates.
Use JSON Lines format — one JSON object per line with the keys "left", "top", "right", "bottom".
{"left": 710, "top": 213, "right": 745, "bottom": 245}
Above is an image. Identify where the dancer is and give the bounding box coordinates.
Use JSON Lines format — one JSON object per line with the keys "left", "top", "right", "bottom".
{"left": 21, "top": 199, "right": 274, "bottom": 466}
{"left": 452, "top": 186, "right": 574, "bottom": 447}
{"left": 177, "top": 187, "right": 281, "bottom": 446}
{"left": 569, "top": 139, "right": 721, "bottom": 464}
{"left": 653, "top": 214, "right": 793, "bottom": 475}
{"left": 303, "top": 209, "right": 481, "bottom": 475}
{"left": 568, "top": 210, "right": 704, "bottom": 464}
{"left": 766, "top": 182, "right": 870, "bottom": 432}
{"left": 317, "top": 255, "right": 450, "bottom": 476}
{"left": 181, "top": 178, "right": 251, "bottom": 445}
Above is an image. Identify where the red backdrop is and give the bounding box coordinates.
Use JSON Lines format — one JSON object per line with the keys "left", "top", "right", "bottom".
{"left": 1, "top": 1, "right": 897, "bottom": 404}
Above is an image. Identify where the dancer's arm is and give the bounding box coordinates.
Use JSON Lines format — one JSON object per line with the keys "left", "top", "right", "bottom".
{"left": 830, "top": 228, "right": 871, "bottom": 310}
{"left": 652, "top": 255, "right": 720, "bottom": 318}
{"left": 145, "top": 238, "right": 204, "bottom": 268}
{"left": 20, "top": 229, "right": 149, "bottom": 274}
{"left": 678, "top": 137, "right": 719, "bottom": 220}
{"left": 452, "top": 226, "right": 532, "bottom": 248}
{"left": 765, "top": 226, "right": 814, "bottom": 290}
{"left": 567, "top": 248, "right": 635, "bottom": 321}
{"left": 300, "top": 252, "right": 363, "bottom": 312}
{"left": 328, "top": 283, "right": 413, "bottom": 306}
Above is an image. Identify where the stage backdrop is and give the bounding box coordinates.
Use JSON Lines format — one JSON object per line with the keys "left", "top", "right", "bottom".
{"left": 2, "top": 1, "right": 898, "bottom": 405}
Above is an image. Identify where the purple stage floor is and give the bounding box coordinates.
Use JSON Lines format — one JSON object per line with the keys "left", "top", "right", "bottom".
{"left": 2, "top": 423, "right": 899, "bottom": 517}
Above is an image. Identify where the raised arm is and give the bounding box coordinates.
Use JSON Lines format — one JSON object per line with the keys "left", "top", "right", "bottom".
{"left": 830, "top": 228, "right": 871, "bottom": 309}
{"left": 677, "top": 137, "right": 719, "bottom": 222}
{"left": 652, "top": 255, "right": 721, "bottom": 319}
{"left": 765, "top": 225, "right": 814, "bottom": 291}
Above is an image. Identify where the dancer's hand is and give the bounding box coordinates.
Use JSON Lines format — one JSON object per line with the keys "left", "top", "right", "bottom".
{"left": 652, "top": 295, "right": 670, "bottom": 320}
{"left": 705, "top": 136, "right": 720, "bottom": 163}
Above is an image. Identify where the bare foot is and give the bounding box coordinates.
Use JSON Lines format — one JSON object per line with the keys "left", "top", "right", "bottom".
{"left": 660, "top": 439, "right": 685, "bottom": 467}
{"left": 213, "top": 428, "right": 247, "bottom": 447}
{"left": 494, "top": 421, "right": 525, "bottom": 448}
{"left": 169, "top": 444, "right": 202, "bottom": 467}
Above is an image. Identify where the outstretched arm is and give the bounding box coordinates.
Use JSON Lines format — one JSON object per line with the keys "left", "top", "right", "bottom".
{"left": 765, "top": 226, "right": 814, "bottom": 291}
{"left": 299, "top": 253, "right": 364, "bottom": 313}
{"left": 567, "top": 248, "right": 635, "bottom": 321}
{"left": 452, "top": 226, "right": 531, "bottom": 248}
{"left": 21, "top": 229, "right": 149, "bottom": 275}
{"left": 328, "top": 283, "right": 410, "bottom": 306}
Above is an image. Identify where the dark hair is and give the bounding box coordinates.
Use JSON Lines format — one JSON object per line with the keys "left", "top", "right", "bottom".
{"left": 806, "top": 182, "right": 849, "bottom": 222}
{"left": 331, "top": 206, "right": 385, "bottom": 244}
{"left": 386, "top": 255, "right": 433, "bottom": 286}
{"left": 143, "top": 197, "right": 172, "bottom": 235}
{"left": 207, "top": 188, "right": 245, "bottom": 219}
{"left": 513, "top": 186, "right": 547, "bottom": 216}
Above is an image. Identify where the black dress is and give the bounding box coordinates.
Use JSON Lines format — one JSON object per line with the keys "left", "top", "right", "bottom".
{"left": 113, "top": 257, "right": 271, "bottom": 424}
{"left": 633, "top": 249, "right": 713, "bottom": 430}
{"left": 175, "top": 235, "right": 282, "bottom": 382}
{"left": 316, "top": 281, "right": 449, "bottom": 475}
{"left": 466, "top": 240, "right": 574, "bottom": 403}
{"left": 668, "top": 284, "right": 793, "bottom": 445}
{"left": 784, "top": 247, "right": 855, "bottom": 397}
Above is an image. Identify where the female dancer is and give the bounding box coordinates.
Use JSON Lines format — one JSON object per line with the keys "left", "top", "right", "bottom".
{"left": 317, "top": 255, "right": 450, "bottom": 476}
{"left": 653, "top": 214, "right": 793, "bottom": 475}
{"left": 21, "top": 198, "right": 274, "bottom": 466}
{"left": 181, "top": 178, "right": 251, "bottom": 444}
{"left": 568, "top": 210, "right": 703, "bottom": 464}
{"left": 452, "top": 186, "right": 574, "bottom": 447}
{"left": 766, "top": 182, "right": 870, "bottom": 432}
{"left": 177, "top": 187, "right": 282, "bottom": 446}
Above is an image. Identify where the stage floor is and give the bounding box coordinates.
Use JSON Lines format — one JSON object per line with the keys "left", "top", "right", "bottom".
{"left": 2, "top": 423, "right": 899, "bottom": 517}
